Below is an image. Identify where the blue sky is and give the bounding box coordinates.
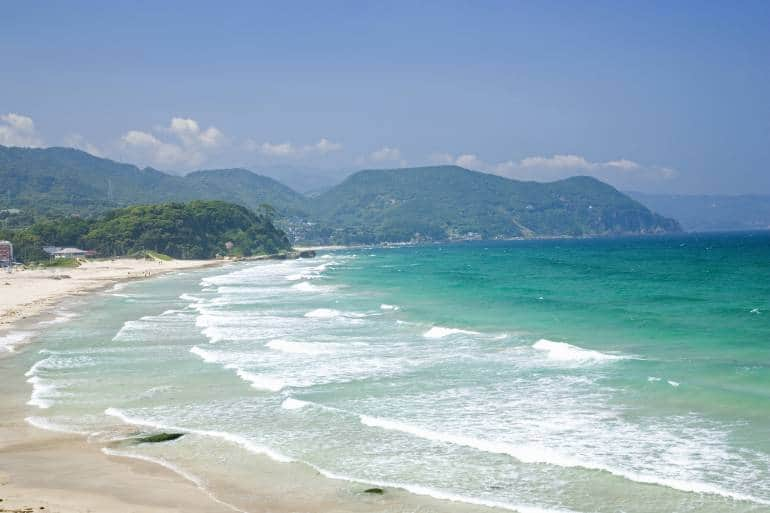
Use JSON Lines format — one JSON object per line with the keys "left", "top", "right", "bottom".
{"left": 1, "top": 1, "right": 769, "bottom": 193}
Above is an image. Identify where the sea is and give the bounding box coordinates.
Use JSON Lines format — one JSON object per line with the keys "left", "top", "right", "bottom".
{"left": 13, "top": 232, "right": 770, "bottom": 513}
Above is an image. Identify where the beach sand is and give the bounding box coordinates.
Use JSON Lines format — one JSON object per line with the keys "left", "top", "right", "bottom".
{"left": 0, "top": 258, "right": 221, "bottom": 332}
{"left": 0, "top": 257, "right": 497, "bottom": 513}
{"left": 0, "top": 257, "right": 236, "bottom": 512}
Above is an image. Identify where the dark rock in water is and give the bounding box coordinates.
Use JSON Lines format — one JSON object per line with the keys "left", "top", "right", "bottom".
{"left": 363, "top": 488, "right": 384, "bottom": 494}
{"left": 298, "top": 250, "right": 316, "bottom": 258}
{"left": 134, "top": 432, "right": 184, "bottom": 444}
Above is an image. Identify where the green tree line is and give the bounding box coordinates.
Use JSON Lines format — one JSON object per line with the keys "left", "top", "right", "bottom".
{"left": 0, "top": 200, "right": 291, "bottom": 263}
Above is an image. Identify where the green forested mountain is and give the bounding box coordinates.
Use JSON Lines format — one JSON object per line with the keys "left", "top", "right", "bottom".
{"left": 1, "top": 200, "right": 291, "bottom": 262}
{"left": 0, "top": 145, "right": 680, "bottom": 244}
{"left": 0, "top": 145, "right": 307, "bottom": 216}
{"left": 311, "top": 166, "right": 680, "bottom": 243}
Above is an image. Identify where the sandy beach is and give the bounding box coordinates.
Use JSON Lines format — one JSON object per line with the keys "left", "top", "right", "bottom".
{"left": 0, "top": 258, "right": 222, "bottom": 333}
{"left": 0, "top": 256, "right": 489, "bottom": 513}
{"left": 0, "top": 257, "right": 235, "bottom": 512}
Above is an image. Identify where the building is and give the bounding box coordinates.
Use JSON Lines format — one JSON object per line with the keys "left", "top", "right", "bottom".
{"left": 43, "top": 246, "right": 88, "bottom": 259}
{"left": 0, "top": 240, "right": 12, "bottom": 269}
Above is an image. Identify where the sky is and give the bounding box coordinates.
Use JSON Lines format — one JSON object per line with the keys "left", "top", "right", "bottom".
{"left": 1, "top": 1, "right": 769, "bottom": 194}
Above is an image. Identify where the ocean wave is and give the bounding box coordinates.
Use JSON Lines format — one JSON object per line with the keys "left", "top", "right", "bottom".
{"left": 0, "top": 330, "right": 36, "bottom": 353}
{"left": 303, "top": 308, "right": 368, "bottom": 320}
{"left": 531, "top": 339, "right": 625, "bottom": 364}
{"left": 423, "top": 326, "right": 481, "bottom": 339}
{"left": 380, "top": 303, "right": 400, "bottom": 311}
{"left": 266, "top": 338, "right": 342, "bottom": 355}
{"left": 310, "top": 464, "right": 578, "bottom": 513}
{"left": 179, "top": 292, "right": 205, "bottom": 303}
{"left": 360, "top": 415, "right": 578, "bottom": 467}
{"left": 101, "top": 448, "right": 247, "bottom": 513}
{"left": 359, "top": 415, "right": 766, "bottom": 505}
{"left": 190, "top": 346, "right": 285, "bottom": 391}
{"left": 303, "top": 308, "right": 342, "bottom": 319}
{"left": 26, "top": 375, "right": 62, "bottom": 409}
{"left": 25, "top": 415, "right": 90, "bottom": 435}
{"left": 104, "top": 407, "right": 292, "bottom": 463}
{"left": 291, "top": 281, "right": 323, "bottom": 292}
{"left": 280, "top": 397, "right": 312, "bottom": 410}
{"left": 38, "top": 311, "right": 79, "bottom": 326}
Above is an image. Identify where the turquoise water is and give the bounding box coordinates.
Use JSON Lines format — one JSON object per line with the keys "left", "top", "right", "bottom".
{"left": 17, "top": 233, "right": 770, "bottom": 513}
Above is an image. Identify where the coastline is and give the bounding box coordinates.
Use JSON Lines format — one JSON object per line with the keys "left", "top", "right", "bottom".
{"left": 0, "top": 255, "right": 503, "bottom": 513}
{"left": 0, "top": 257, "right": 237, "bottom": 512}
{"left": 0, "top": 257, "right": 224, "bottom": 338}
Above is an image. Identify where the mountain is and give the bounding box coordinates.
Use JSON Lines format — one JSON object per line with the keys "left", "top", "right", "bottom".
{"left": 240, "top": 164, "right": 352, "bottom": 194}
{"left": 628, "top": 192, "right": 770, "bottom": 232}
{"left": 0, "top": 145, "right": 680, "bottom": 243}
{"left": 0, "top": 145, "right": 307, "bottom": 216}
{"left": 310, "top": 166, "right": 680, "bottom": 243}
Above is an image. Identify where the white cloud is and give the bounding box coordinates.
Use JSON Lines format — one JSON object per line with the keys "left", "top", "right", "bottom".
{"left": 431, "top": 151, "right": 676, "bottom": 189}
{"left": 0, "top": 113, "right": 43, "bottom": 147}
{"left": 519, "top": 154, "right": 594, "bottom": 170}
{"left": 166, "top": 117, "right": 224, "bottom": 148}
{"left": 63, "top": 133, "right": 103, "bottom": 157}
{"left": 455, "top": 153, "right": 485, "bottom": 170}
{"left": 119, "top": 116, "right": 225, "bottom": 168}
{"left": 121, "top": 129, "right": 189, "bottom": 167}
{"left": 311, "top": 137, "right": 343, "bottom": 154}
{"left": 258, "top": 141, "right": 297, "bottom": 157}
{"left": 248, "top": 137, "right": 342, "bottom": 158}
{"left": 369, "top": 146, "right": 401, "bottom": 162}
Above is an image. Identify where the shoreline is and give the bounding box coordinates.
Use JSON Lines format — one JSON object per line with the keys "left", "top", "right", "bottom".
{"left": 0, "top": 256, "right": 503, "bottom": 513}
{"left": 0, "top": 257, "right": 225, "bottom": 343}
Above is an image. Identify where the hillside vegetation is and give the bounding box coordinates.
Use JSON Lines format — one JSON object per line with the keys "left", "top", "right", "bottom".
{"left": 0, "top": 145, "right": 681, "bottom": 243}
{"left": 0, "top": 200, "right": 291, "bottom": 262}
{"left": 0, "top": 145, "right": 307, "bottom": 216}
{"left": 311, "top": 166, "right": 680, "bottom": 243}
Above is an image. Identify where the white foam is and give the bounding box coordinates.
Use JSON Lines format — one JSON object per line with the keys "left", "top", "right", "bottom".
{"left": 26, "top": 375, "right": 59, "bottom": 409}
{"left": 38, "top": 311, "right": 79, "bottom": 326}
{"left": 25, "top": 416, "right": 89, "bottom": 435}
{"left": 190, "top": 346, "right": 285, "bottom": 391}
{"left": 234, "top": 369, "right": 285, "bottom": 392}
{"left": 532, "top": 339, "right": 624, "bottom": 364}
{"left": 310, "top": 464, "right": 576, "bottom": 513}
{"left": 423, "top": 326, "right": 480, "bottom": 339}
{"left": 266, "top": 339, "right": 341, "bottom": 355}
{"left": 668, "top": 380, "right": 680, "bottom": 387}
{"left": 24, "top": 357, "right": 48, "bottom": 377}
{"left": 380, "top": 304, "right": 399, "bottom": 311}
{"left": 190, "top": 345, "right": 225, "bottom": 363}
{"left": 360, "top": 415, "right": 767, "bottom": 505}
{"left": 101, "top": 448, "right": 247, "bottom": 513}
{"left": 291, "top": 281, "right": 319, "bottom": 292}
{"left": 0, "top": 331, "right": 36, "bottom": 353}
{"left": 360, "top": 415, "right": 578, "bottom": 467}
{"left": 648, "top": 376, "right": 661, "bottom": 382}
{"left": 104, "top": 408, "right": 292, "bottom": 463}
{"left": 304, "top": 308, "right": 341, "bottom": 319}
{"left": 281, "top": 397, "right": 311, "bottom": 410}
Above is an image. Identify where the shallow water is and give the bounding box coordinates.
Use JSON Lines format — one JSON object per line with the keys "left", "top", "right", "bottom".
{"left": 18, "top": 233, "right": 770, "bottom": 513}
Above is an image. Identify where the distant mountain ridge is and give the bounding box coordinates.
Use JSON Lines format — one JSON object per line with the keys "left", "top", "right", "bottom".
{"left": 311, "top": 166, "right": 680, "bottom": 243}
{"left": 0, "top": 145, "right": 680, "bottom": 242}
{"left": 0, "top": 146, "right": 307, "bottom": 216}
{"left": 628, "top": 191, "right": 770, "bottom": 232}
